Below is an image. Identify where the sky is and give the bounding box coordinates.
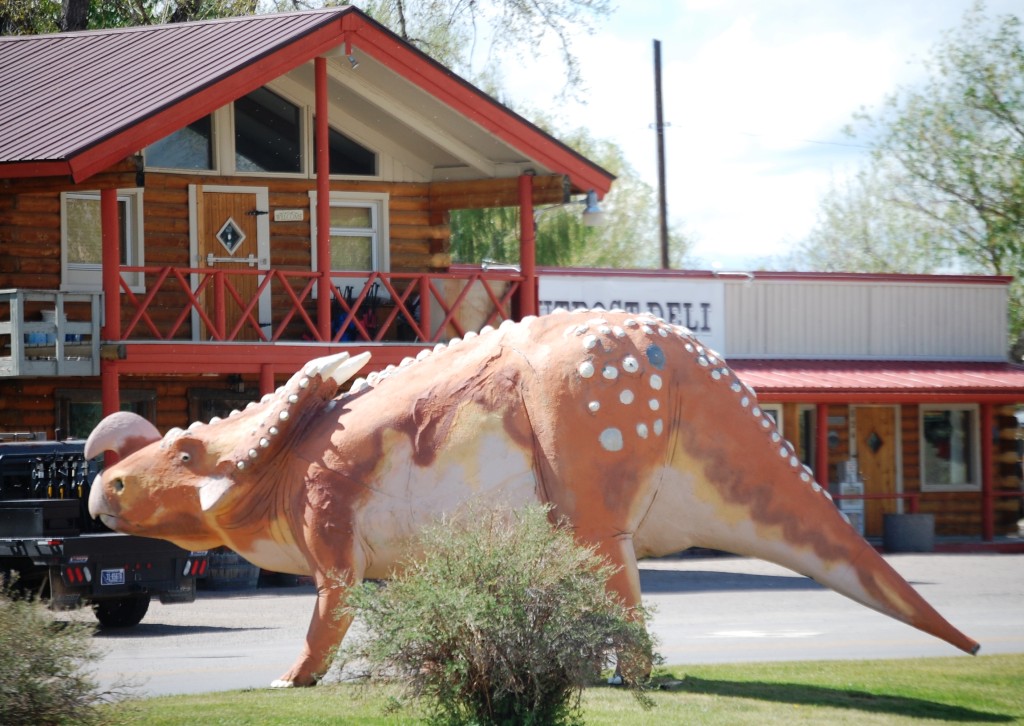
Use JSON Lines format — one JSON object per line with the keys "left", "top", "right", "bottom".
{"left": 500, "top": 0, "right": 1022, "bottom": 271}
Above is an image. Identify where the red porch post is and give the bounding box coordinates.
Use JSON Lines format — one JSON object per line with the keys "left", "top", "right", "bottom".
{"left": 259, "top": 364, "right": 275, "bottom": 398}
{"left": 981, "top": 402, "right": 995, "bottom": 541}
{"left": 315, "top": 56, "right": 331, "bottom": 340}
{"left": 518, "top": 173, "right": 537, "bottom": 317}
{"left": 816, "top": 402, "right": 830, "bottom": 490}
{"left": 100, "top": 188, "right": 121, "bottom": 419}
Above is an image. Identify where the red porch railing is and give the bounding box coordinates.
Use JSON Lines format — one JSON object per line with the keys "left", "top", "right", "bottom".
{"left": 117, "top": 266, "right": 524, "bottom": 344}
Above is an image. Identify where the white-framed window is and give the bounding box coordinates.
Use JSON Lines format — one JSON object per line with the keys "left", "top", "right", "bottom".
{"left": 309, "top": 192, "right": 390, "bottom": 279}
{"left": 760, "top": 404, "right": 783, "bottom": 436}
{"left": 920, "top": 404, "right": 980, "bottom": 492}
{"left": 60, "top": 189, "right": 144, "bottom": 292}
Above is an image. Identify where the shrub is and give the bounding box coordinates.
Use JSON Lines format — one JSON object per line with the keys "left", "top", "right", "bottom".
{"left": 0, "top": 576, "right": 111, "bottom": 726}
{"left": 341, "top": 504, "right": 656, "bottom": 726}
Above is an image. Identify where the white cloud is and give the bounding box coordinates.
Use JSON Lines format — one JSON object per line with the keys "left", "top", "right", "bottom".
{"left": 500, "top": 0, "right": 1022, "bottom": 270}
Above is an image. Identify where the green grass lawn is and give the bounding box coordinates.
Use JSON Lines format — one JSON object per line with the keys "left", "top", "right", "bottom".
{"left": 101, "top": 653, "right": 1023, "bottom": 725}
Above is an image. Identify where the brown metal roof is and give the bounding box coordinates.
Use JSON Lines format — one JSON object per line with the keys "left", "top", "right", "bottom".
{"left": 730, "top": 359, "right": 1024, "bottom": 402}
{"left": 0, "top": 7, "right": 614, "bottom": 194}
{"left": 0, "top": 9, "right": 346, "bottom": 166}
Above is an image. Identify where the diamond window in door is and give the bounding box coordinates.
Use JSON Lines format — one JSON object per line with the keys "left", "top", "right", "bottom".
{"left": 216, "top": 217, "right": 246, "bottom": 254}
{"left": 866, "top": 431, "right": 884, "bottom": 454}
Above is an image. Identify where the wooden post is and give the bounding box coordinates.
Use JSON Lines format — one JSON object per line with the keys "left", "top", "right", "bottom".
{"left": 816, "top": 403, "right": 830, "bottom": 490}
{"left": 100, "top": 188, "right": 120, "bottom": 419}
{"left": 315, "top": 56, "right": 331, "bottom": 340}
{"left": 981, "top": 402, "right": 995, "bottom": 541}
{"left": 518, "top": 173, "right": 536, "bottom": 318}
{"left": 259, "top": 364, "right": 275, "bottom": 398}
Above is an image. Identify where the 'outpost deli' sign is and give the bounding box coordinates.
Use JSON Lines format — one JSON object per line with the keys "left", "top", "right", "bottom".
{"left": 538, "top": 273, "right": 726, "bottom": 354}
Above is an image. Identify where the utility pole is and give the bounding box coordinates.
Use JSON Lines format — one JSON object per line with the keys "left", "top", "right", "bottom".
{"left": 654, "top": 39, "right": 670, "bottom": 269}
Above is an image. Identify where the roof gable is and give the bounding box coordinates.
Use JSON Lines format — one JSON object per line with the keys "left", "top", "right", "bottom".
{"left": 0, "top": 7, "right": 612, "bottom": 194}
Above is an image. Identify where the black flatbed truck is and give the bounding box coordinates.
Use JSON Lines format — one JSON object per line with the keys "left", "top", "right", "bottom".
{"left": 0, "top": 434, "right": 207, "bottom": 627}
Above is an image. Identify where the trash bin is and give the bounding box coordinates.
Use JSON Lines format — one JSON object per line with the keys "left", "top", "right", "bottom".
{"left": 883, "top": 513, "right": 935, "bottom": 553}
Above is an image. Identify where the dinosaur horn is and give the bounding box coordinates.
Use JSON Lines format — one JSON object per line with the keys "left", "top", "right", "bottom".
{"left": 84, "top": 411, "right": 161, "bottom": 460}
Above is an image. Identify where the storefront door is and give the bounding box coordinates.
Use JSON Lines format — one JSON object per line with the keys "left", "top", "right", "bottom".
{"left": 189, "top": 185, "right": 270, "bottom": 341}
{"left": 854, "top": 406, "right": 900, "bottom": 537}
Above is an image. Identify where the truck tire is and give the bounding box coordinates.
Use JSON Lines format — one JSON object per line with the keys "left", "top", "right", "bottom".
{"left": 93, "top": 594, "right": 150, "bottom": 628}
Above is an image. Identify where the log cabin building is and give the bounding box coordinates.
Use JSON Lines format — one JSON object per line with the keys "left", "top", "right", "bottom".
{"left": 0, "top": 7, "right": 611, "bottom": 434}
{"left": 1, "top": 8, "right": 1021, "bottom": 546}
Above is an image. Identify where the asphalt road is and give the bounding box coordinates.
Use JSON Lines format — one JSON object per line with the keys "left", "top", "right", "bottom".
{"left": 81, "top": 553, "right": 1024, "bottom": 697}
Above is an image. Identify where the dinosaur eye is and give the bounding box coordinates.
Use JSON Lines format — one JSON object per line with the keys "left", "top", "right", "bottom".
{"left": 112, "top": 479, "right": 125, "bottom": 493}
{"left": 180, "top": 452, "right": 191, "bottom": 464}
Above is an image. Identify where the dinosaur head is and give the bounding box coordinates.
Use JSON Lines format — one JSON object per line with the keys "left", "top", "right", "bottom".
{"left": 86, "top": 351, "right": 370, "bottom": 550}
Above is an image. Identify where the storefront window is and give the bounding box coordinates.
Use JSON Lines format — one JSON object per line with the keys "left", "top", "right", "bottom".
{"left": 920, "top": 405, "right": 979, "bottom": 491}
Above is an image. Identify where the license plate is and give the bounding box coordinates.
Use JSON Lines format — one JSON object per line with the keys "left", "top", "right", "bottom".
{"left": 100, "top": 569, "right": 126, "bottom": 586}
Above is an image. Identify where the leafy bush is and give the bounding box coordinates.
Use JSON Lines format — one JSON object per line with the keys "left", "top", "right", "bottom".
{"left": 0, "top": 576, "right": 113, "bottom": 726}
{"left": 341, "top": 505, "right": 656, "bottom": 726}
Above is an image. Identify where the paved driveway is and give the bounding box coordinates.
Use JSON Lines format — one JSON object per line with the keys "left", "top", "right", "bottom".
{"left": 86, "top": 553, "right": 1024, "bottom": 697}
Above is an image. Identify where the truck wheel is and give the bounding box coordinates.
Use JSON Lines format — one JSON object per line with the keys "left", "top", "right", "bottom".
{"left": 93, "top": 594, "right": 150, "bottom": 628}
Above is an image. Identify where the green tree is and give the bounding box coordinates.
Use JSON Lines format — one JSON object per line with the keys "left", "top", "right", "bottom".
{"left": 799, "top": 2, "right": 1024, "bottom": 352}
{"left": 789, "top": 163, "right": 953, "bottom": 273}
{"left": 361, "top": 0, "right": 611, "bottom": 100}
{"left": 450, "top": 127, "right": 696, "bottom": 269}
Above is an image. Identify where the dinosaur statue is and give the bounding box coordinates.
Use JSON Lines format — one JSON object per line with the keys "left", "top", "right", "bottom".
{"left": 86, "top": 309, "right": 979, "bottom": 688}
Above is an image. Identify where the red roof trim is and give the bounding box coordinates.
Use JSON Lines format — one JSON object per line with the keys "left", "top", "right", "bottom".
{"left": 729, "top": 359, "right": 1024, "bottom": 404}
{"left": 67, "top": 19, "right": 347, "bottom": 182}
{"left": 344, "top": 13, "right": 613, "bottom": 196}
{"left": 1, "top": 7, "right": 613, "bottom": 195}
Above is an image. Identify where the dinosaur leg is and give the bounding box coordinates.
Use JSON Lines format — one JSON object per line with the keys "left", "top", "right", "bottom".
{"left": 578, "top": 530, "right": 652, "bottom": 682}
{"left": 271, "top": 567, "right": 359, "bottom": 688}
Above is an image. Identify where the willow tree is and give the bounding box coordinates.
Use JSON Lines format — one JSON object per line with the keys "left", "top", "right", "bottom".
{"left": 797, "top": 2, "right": 1024, "bottom": 352}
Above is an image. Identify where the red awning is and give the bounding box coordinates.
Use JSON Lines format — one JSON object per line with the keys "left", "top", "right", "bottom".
{"left": 729, "top": 359, "right": 1024, "bottom": 403}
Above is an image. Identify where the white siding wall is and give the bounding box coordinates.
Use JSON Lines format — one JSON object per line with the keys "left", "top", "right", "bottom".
{"left": 725, "top": 279, "right": 1009, "bottom": 360}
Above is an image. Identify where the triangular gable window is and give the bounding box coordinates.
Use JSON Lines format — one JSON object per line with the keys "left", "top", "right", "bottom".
{"left": 314, "top": 120, "right": 376, "bottom": 176}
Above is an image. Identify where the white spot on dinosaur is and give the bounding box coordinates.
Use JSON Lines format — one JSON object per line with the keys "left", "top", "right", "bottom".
{"left": 653, "top": 419, "right": 664, "bottom": 436}
{"left": 752, "top": 406, "right": 761, "bottom": 416}
{"left": 260, "top": 438, "right": 270, "bottom": 448}
{"left": 697, "top": 357, "right": 709, "bottom": 367}
{"left": 236, "top": 461, "right": 246, "bottom": 470}
{"left": 575, "top": 325, "right": 589, "bottom": 336}
{"left": 279, "top": 411, "right": 289, "bottom": 421}
{"left": 740, "top": 396, "right": 750, "bottom": 408}
{"left": 600, "top": 428, "right": 624, "bottom": 452}
{"left": 612, "top": 326, "right": 626, "bottom": 338}
{"left": 641, "top": 325, "right": 654, "bottom": 335}
{"left": 188, "top": 421, "right": 203, "bottom": 431}
{"left": 500, "top": 319, "right": 515, "bottom": 330}
{"left": 416, "top": 349, "right": 430, "bottom": 361}
{"left": 450, "top": 337, "right": 463, "bottom": 346}
{"left": 249, "top": 448, "right": 258, "bottom": 459}
{"left": 579, "top": 361, "right": 595, "bottom": 378}
{"left": 625, "top": 319, "right": 638, "bottom": 328}
{"left": 480, "top": 325, "right": 495, "bottom": 334}
{"left": 620, "top": 389, "right": 634, "bottom": 405}
{"left": 658, "top": 327, "right": 669, "bottom": 337}
{"left": 210, "top": 416, "right": 222, "bottom": 424}
{"left": 400, "top": 357, "right": 414, "bottom": 367}
{"left": 588, "top": 401, "right": 601, "bottom": 413}
{"left": 583, "top": 335, "right": 598, "bottom": 350}
{"left": 649, "top": 374, "right": 663, "bottom": 390}
{"left": 434, "top": 343, "right": 447, "bottom": 353}
{"left": 637, "top": 423, "right": 649, "bottom": 439}
{"left": 287, "top": 394, "right": 298, "bottom": 404}
{"left": 649, "top": 398, "right": 660, "bottom": 411}
{"left": 602, "top": 365, "right": 618, "bottom": 380}
{"left": 269, "top": 426, "right": 279, "bottom": 436}
{"left": 622, "top": 356, "right": 639, "bottom": 373}
{"left": 464, "top": 331, "right": 478, "bottom": 340}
